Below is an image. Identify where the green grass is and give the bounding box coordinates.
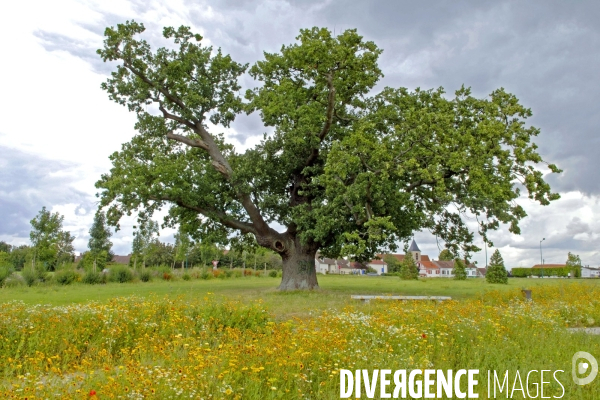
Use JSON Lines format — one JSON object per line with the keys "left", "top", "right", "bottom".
{"left": 3, "top": 275, "right": 600, "bottom": 398}
{"left": 1, "top": 275, "right": 596, "bottom": 320}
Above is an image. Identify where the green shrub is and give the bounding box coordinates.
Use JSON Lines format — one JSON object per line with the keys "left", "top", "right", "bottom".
{"left": 82, "top": 270, "right": 106, "bottom": 284}
{"left": 0, "top": 265, "right": 14, "bottom": 286}
{"left": 3, "top": 274, "right": 24, "bottom": 288}
{"left": 400, "top": 251, "right": 419, "bottom": 280}
{"left": 35, "top": 266, "right": 51, "bottom": 283}
{"left": 55, "top": 269, "right": 78, "bottom": 285}
{"left": 200, "top": 270, "right": 212, "bottom": 280}
{"left": 110, "top": 266, "right": 134, "bottom": 283}
{"left": 453, "top": 259, "right": 467, "bottom": 281}
{"left": 21, "top": 268, "right": 37, "bottom": 287}
{"left": 182, "top": 273, "right": 191, "bottom": 281}
{"left": 139, "top": 270, "right": 152, "bottom": 282}
{"left": 232, "top": 270, "right": 243, "bottom": 278}
{"left": 268, "top": 270, "right": 278, "bottom": 278}
{"left": 224, "top": 270, "right": 233, "bottom": 278}
{"left": 189, "top": 268, "right": 201, "bottom": 279}
{"left": 155, "top": 266, "right": 173, "bottom": 281}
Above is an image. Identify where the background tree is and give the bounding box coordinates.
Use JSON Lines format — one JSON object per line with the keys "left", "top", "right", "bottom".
{"left": 56, "top": 231, "right": 76, "bottom": 267}
{"left": 486, "top": 249, "right": 508, "bottom": 284}
{"left": 96, "top": 22, "right": 560, "bottom": 290}
{"left": 8, "top": 245, "right": 29, "bottom": 271}
{"left": 565, "top": 252, "right": 582, "bottom": 278}
{"left": 0, "top": 252, "right": 13, "bottom": 287}
{"left": 438, "top": 249, "right": 454, "bottom": 261}
{"left": 174, "top": 227, "right": 193, "bottom": 268}
{"left": 0, "top": 252, "right": 10, "bottom": 268}
{"left": 144, "top": 239, "right": 175, "bottom": 267}
{"left": 453, "top": 259, "right": 467, "bottom": 280}
{"left": 383, "top": 254, "right": 401, "bottom": 273}
{"left": 399, "top": 250, "right": 419, "bottom": 280}
{"left": 566, "top": 252, "right": 582, "bottom": 267}
{"left": 131, "top": 220, "right": 159, "bottom": 269}
{"left": 88, "top": 211, "right": 114, "bottom": 270}
{"left": 0, "top": 241, "right": 12, "bottom": 253}
{"left": 29, "top": 207, "right": 74, "bottom": 271}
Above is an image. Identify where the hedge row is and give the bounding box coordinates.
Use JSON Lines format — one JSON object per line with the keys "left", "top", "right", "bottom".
{"left": 511, "top": 267, "right": 581, "bottom": 278}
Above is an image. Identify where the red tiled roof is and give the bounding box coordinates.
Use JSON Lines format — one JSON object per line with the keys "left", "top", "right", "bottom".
{"left": 112, "top": 255, "right": 131, "bottom": 265}
{"left": 433, "top": 260, "right": 454, "bottom": 269}
{"left": 350, "top": 262, "right": 367, "bottom": 269}
{"left": 432, "top": 260, "right": 477, "bottom": 269}
{"left": 419, "top": 260, "right": 439, "bottom": 270}
{"left": 376, "top": 253, "right": 405, "bottom": 262}
{"left": 368, "top": 260, "right": 387, "bottom": 265}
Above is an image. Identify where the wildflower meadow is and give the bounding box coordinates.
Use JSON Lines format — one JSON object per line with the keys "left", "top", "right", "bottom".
{"left": 1, "top": 277, "right": 600, "bottom": 398}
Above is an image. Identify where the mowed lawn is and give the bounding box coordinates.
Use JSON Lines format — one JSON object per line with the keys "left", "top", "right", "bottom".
{"left": 0, "top": 274, "right": 595, "bottom": 319}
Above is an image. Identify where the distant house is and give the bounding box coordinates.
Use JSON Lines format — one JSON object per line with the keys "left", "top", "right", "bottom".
{"left": 367, "top": 259, "right": 388, "bottom": 275}
{"left": 377, "top": 240, "right": 481, "bottom": 278}
{"left": 433, "top": 260, "right": 455, "bottom": 277}
{"left": 581, "top": 266, "right": 600, "bottom": 278}
{"left": 348, "top": 261, "right": 368, "bottom": 275}
{"left": 112, "top": 255, "right": 132, "bottom": 265}
{"left": 316, "top": 239, "right": 482, "bottom": 277}
{"left": 315, "top": 254, "right": 337, "bottom": 274}
{"left": 314, "top": 255, "right": 366, "bottom": 275}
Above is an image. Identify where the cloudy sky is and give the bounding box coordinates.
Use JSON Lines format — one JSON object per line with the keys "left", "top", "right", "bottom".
{"left": 1, "top": 0, "right": 599, "bottom": 268}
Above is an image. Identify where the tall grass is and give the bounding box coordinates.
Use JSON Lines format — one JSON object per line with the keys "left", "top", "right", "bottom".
{"left": 1, "top": 284, "right": 600, "bottom": 398}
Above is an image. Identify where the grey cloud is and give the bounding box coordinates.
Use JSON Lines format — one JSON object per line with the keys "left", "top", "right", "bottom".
{"left": 0, "top": 145, "right": 94, "bottom": 237}
{"left": 29, "top": 1, "right": 600, "bottom": 260}
{"left": 34, "top": 28, "right": 116, "bottom": 75}
{"left": 566, "top": 217, "right": 590, "bottom": 236}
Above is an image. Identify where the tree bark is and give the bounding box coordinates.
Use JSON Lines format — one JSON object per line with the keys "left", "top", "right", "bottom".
{"left": 278, "top": 239, "right": 319, "bottom": 290}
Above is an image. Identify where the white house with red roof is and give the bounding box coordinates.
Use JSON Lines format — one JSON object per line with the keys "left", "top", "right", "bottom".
{"left": 366, "top": 259, "right": 388, "bottom": 274}
{"left": 315, "top": 239, "right": 485, "bottom": 277}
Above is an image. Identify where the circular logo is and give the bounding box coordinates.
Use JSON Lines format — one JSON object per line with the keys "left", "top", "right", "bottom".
{"left": 572, "top": 351, "right": 598, "bottom": 386}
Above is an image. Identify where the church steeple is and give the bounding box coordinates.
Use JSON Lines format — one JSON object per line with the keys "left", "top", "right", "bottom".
{"left": 409, "top": 239, "right": 421, "bottom": 262}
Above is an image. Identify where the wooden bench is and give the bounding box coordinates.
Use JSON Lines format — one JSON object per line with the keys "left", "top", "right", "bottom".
{"left": 351, "top": 295, "right": 452, "bottom": 303}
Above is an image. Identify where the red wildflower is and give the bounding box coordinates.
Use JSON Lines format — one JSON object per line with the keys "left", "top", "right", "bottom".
{"left": 89, "top": 389, "right": 97, "bottom": 396}
{"left": 421, "top": 333, "right": 427, "bottom": 339}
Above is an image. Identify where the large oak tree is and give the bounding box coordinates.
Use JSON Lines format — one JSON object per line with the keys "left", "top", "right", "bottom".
{"left": 96, "top": 21, "right": 560, "bottom": 290}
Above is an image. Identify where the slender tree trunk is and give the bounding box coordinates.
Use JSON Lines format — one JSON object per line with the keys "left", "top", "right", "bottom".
{"left": 278, "top": 239, "right": 319, "bottom": 290}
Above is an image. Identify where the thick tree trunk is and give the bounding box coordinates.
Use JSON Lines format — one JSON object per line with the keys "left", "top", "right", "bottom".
{"left": 278, "top": 241, "right": 319, "bottom": 291}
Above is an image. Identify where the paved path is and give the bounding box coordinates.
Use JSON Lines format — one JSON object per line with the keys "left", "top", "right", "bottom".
{"left": 567, "top": 327, "right": 600, "bottom": 335}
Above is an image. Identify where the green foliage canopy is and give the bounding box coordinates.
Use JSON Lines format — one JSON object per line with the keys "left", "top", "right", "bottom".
{"left": 438, "top": 249, "right": 454, "bottom": 261}
{"left": 95, "top": 21, "right": 560, "bottom": 288}
{"left": 566, "top": 252, "right": 582, "bottom": 267}
{"left": 383, "top": 254, "right": 400, "bottom": 273}
{"left": 131, "top": 220, "right": 159, "bottom": 268}
{"left": 29, "top": 207, "right": 75, "bottom": 270}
